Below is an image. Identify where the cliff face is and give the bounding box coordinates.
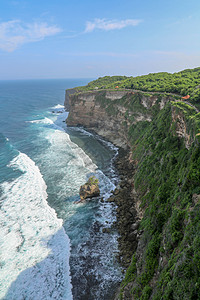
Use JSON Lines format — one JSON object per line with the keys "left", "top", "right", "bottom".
{"left": 65, "top": 89, "right": 200, "bottom": 300}
{"left": 66, "top": 90, "right": 170, "bottom": 149}
{"left": 64, "top": 88, "right": 80, "bottom": 111}
{"left": 66, "top": 90, "right": 128, "bottom": 148}
{"left": 171, "top": 105, "right": 194, "bottom": 149}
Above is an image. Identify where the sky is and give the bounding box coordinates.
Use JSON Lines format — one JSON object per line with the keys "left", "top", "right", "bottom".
{"left": 0, "top": 0, "right": 200, "bottom": 79}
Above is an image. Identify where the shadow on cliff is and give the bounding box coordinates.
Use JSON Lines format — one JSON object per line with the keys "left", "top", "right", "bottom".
{"left": 4, "top": 229, "right": 72, "bottom": 300}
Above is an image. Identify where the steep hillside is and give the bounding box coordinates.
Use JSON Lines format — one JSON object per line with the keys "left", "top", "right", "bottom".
{"left": 65, "top": 75, "right": 200, "bottom": 299}
{"left": 119, "top": 101, "right": 200, "bottom": 299}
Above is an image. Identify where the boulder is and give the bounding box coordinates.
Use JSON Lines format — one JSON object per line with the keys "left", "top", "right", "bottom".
{"left": 79, "top": 176, "right": 100, "bottom": 200}
{"left": 107, "top": 196, "right": 115, "bottom": 203}
{"left": 113, "top": 188, "right": 120, "bottom": 195}
{"left": 102, "top": 228, "right": 111, "bottom": 233}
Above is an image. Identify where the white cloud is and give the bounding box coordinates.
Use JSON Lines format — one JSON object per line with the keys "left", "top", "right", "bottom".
{"left": 84, "top": 18, "right": 142, "bottom": 33}
{"left": 0, "top": 20, "right": 62, "bottom": 52}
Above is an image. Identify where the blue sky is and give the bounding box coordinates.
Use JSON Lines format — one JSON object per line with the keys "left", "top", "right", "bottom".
{"left": 0, "top": 0, "right": 200, "bottom": 79}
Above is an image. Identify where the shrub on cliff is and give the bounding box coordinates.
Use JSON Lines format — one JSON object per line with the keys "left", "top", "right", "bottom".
{"left": 120, "top": 102, "right": 200, "bottom": 299}
{"left": 87, "top": 176, "right": 99, "bottom": 186}
{"left": 78, "top": 67, "right": 200, "bottom": 104}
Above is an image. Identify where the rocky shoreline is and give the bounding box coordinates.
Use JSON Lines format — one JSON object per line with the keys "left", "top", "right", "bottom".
{"left": 107, "top": 147, "right": 141, "bottom": 269}
{"left": 71, "top": 128, "right": 141, "bottom": 298}
{"left": 66, "top": 124, "right": 142, "bottom": 298}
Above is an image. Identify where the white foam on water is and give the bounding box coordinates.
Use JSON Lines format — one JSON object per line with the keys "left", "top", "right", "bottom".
{"left": 43, "top": 128, "right": 97, "bottom": 197}
{"left": 44, "top": 111, "right": 98, "bottom": 177}
{"left": 28, "top": 116, "right": 68, "bottom": 133}
{"left": 25, "top": 107, "right": 122, "bottom": 299}
{"left": 28, "top": 117, "right": 54, "bottom": 125}
{"left": 53, "top": 112, "right": 69, "bottom": 131}
{"left": 51, "top": 104, "right": 64, "bottom": 110}
{"left": 71, "top": 127, "right": 94, "bottom": 137}
{"left": 0, "top": 152, "right": 73, "bottom": 300}
{"left": 38, "top": 113, "right": 118, "bottom": 223}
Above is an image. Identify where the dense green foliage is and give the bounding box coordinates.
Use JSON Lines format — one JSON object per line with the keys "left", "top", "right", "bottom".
{"left": 91, "top": 86, "right": 200, "bottom": 298}
{"left": 87, "top": 176, "right": 99, "bottom": 186}
{"left": 120, "top": 102, "right": 200, "bottom": 299}
{"left": 77, "top": 75, "right": 127, "bottom": 91}
{"left": 78, "top": 67, "right": 200, "bottom": 103}
{"left": 118, "top": 68, "right": 200, "bottom": 98}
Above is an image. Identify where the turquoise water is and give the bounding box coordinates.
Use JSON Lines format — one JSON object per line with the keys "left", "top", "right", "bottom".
{"left": 0, "top": 79, "right": 122, "bottom": 299}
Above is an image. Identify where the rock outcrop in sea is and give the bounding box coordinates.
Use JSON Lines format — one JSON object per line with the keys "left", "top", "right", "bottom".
{"left": 79, "top": 176, "right": 100, "bottom": 201}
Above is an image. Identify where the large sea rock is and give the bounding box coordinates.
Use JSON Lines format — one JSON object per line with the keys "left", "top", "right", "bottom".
{"left": 79, "top": 176, "right": 100, "bottom": 200}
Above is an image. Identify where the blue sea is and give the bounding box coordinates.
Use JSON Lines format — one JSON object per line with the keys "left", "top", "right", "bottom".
{"left": 0, "top": 79, "right": 122, "bottom": 300}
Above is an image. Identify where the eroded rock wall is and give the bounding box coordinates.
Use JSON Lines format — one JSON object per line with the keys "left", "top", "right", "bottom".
{"left": 65, "top": 88, "right": 200, "bottom": 299}
{"left": 171, "top": 105, "right": 193, "bottom": 149}
{"left": 65, "top": 90, "right": 170, "bottom": 149}
{"left": 64, "top": 88, "right": 80, "bottom": 111}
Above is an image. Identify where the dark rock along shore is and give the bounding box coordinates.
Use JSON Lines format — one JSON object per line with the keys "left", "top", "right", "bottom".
{"left": 106, "top": 147, "right": 142, "bottom": 300}
{"left": 110, "top": 148, "right": 140, "bottom": 268}
{"left": 65, "top": 89, "right": 144, "bottom": 299}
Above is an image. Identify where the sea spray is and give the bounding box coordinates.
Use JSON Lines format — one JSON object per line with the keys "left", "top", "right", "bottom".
{"left": 0, "top": 152, "right": 73, "bottom": 300}
{"left": 28, "top": 111, "right": 123, "bottom": 299}
{"left": 0, "top": 79, "right": 123, "bottom": 300}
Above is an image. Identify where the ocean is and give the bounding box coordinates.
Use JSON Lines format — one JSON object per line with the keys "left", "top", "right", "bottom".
{"left": 0, "top": 79, "right": 122, "bottom": 300}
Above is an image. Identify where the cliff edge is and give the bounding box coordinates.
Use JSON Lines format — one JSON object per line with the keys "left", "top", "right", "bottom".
{"left": 66, "top": 89, "right": 170, "bottom": 149}
{"left": 65, "top": 88, "right": 200, "bottom": 299}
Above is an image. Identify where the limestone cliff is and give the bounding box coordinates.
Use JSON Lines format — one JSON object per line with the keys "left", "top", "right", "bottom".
{"left": 171, "top": 105, "right": 194, "bottom": 149}
{"left": 65, "top": 88, "right": 200, "bottom": 300}
{"left": 66, "top": 90, "right": 171, "bottom": 149}
{"left": 64, "top": 88, "right": 80, "bottom": 111}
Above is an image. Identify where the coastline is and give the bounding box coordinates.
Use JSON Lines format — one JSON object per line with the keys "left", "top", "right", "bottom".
{"left": 64, "top": 88, "right": 143, "bottom": 298}
{"left": 63, "top": 125, "right": 125, "bottom": 300}
{"left": 65, "top": 74, "right": 200, "bottom": 299}
{"left": 68, "top": 126, "right": 141, "bottom": 299}
{"left": 74, "top": 129, "right": 141, "bottom": 267}
{"left": 112, "top": 148, "right": 140, "bottom": 268}
{"left": 69, "top": 126, "right": 139, "bottom": 267}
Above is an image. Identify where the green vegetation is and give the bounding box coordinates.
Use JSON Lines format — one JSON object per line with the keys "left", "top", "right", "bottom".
{"left": 85, "top": 82, "right": 200, "bottom": 298}
{"left": 77, "top": 75, "right": 127, "bottom": 91}
{"left": 87, "top": 176, "right": 99, "bottom": 186}
{"left": 77, "top": 67, "right": 200, "bottom": 103}
{"left": 120, "top": 102, "right": 200, "bottom": 299}
{"left": 69, "top": 67, "right": 200, "bottom": 299}
{"left": 119, "top": 68, "right": 200, "bottom": 99}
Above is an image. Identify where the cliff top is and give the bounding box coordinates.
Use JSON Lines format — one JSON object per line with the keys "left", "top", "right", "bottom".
{"left": 69, "top": 67, "right": 200, "bottom": 106}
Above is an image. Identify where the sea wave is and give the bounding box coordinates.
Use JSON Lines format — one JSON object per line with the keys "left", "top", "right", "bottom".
{"left": 0, "top": 152, "right": 73, "bottom": 300}
{"left": 28, "top": 117, "right": 54, "bottom": 124}
{"left": 51, "top": 104, "right": 64, "bottom": 110}
{"left": 28, "top": 116, "right": 67, "bottom": 132}
{"left": 43, "top": 128, "right": 97, "bottom": 198}
{"left": 22, "top": 105, "right": 122, "bottom": 299}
